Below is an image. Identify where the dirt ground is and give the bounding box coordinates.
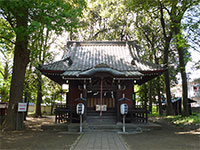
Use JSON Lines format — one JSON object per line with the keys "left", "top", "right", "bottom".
{"left": 122, "top": 117, "right": 200, "bottom": 150}
{"left": 0, "top": 116, "right": 80, "bottom": 150}
{"left": 0, "top": 116, "right": 200, "bottom": 150}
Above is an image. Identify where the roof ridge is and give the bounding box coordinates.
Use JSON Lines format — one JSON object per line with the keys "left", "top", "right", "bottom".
{"left": 66, "top": 41, "right": 136, "bottom": 46}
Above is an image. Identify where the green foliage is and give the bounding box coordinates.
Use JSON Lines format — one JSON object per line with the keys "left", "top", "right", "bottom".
{"left": 166, "top": 113, "right": 200, "bottom": 126}
{"left": 0, "top": 18, "right": 14, "bottom": 102}
{"left": 0, "top": 0, "right": 86, "bottom": 36}
{"left": 183, "top": 1, "right": 200, "bottom": 52}
{"left": 74, "top": 0, "right": 135, "bottom": 40}
{"left": 0, "top": 0, "right": 86, "bottom": 104}
{"left": 193, "top": 78, "right": 200, "bottom": 83}
{"left": 42, "top": 77, "right": 63, "bottom": 105}
{"left": 149, "top": 105, "right": 160, "bottom": 117}
{"left": 24, "top": 25, "right": 63, "bottom": 107}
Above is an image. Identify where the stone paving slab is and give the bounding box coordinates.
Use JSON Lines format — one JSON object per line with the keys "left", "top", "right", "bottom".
{"left": 71, "top": 132, "right": 129, "bottom": 150}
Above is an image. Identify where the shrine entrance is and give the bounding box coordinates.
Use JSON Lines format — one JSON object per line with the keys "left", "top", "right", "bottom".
{"left": 84, "top": 77, "right": 118, "bottom": 124}
{"left": 87, "top": 92, "right": 116, "bottom": 115}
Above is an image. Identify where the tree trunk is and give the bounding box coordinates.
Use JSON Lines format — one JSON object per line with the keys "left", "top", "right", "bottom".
{"left": 159, "top": 2, "right": 174, "bottom": 115}
{"left": 149, "top": 81, "right": 152, "bottom": 113}
{"left": 174, "top": 28, "right": 189, "bottom": 116}
{"left": 157, "top": 77, "right": 163, "bottom": 115}
{"left": 2, "top": 8, "right": 29, "bottom": 130}
{"left": 35, "top": 73, "right": 42, "bottom": 117}
{"left": 24, "top": 91, "right": 29, "bottom": 121}
{"left": 50, "top": 101, "right": 54, "bottom": 115}
{"left": 2, "top": 45, "right": 29, "bottom": 130}
{"left": 143, "top": 84, "right": 148, "bottom": 109}
{"left": 179, "top": 55, "right": 189, "bottom": 116}
{"left": 163, "top": 38, "right": 174, "bottom": 115}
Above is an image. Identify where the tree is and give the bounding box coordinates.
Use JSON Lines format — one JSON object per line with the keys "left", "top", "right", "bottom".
{"left": 132, "top": 5, "right": 180, "bottom": 115}
{"left": 73, "top": 0, "right": 136, "bottom": 41}
{"left": 30, "top": 25, "right": 57, "bottom": 117}
{"left": 168, "top": 0, "right": 199, "bottom": 116}
{"left": 0, "top": 18, "right": 14, "bottom": 102}
{"left": 126, "top": 0, "right": 200, "bottom": 116}
{"left": 0, "top": 0, "right": 85, "bottom": 130}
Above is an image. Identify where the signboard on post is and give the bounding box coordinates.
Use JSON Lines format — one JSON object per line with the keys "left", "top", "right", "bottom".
{"left": 18, "top": 103, "right": 27, "bottom": 112}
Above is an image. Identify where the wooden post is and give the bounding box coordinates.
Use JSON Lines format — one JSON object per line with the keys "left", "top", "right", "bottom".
{"left": 131, "top": 84, "right": 134, "bottom": 122}
{"left": 68, "top": 83, "right": 72, "bottom": 123}
{"left": 116, "top": 89, "right": 121, "bottom": 122}
{"left": 66, "top": 92, "right": 69, "bottom": 106}
{"left": 80, "top": 115, "right": 83, "bottom": 132}
{"left": 123, "top": 115, "right": 126, "bottom": 132}
{"left": 100, "top": 78, "right": 103, "bottom": 116}
{"left": 83, "top": 86, "right": 87, "bottom": 121}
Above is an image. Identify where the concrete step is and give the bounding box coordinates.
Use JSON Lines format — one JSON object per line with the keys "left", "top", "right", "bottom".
{"left": 41, "top": 123, "right": 68, "bottom": 131}
{"left": 87, "top": 112, "right": 116, "bottom": 116}
{"left": 86, "top": 116, "right": 117, "bottom": 124}
{"left": 41, "top": 122, "right": 162, "bottom": 132}
{"left": 68, "top": 123, "right": 122, "bottom": 132}
{"left": 67, "top": 122, "right": 144, "bottom": 132}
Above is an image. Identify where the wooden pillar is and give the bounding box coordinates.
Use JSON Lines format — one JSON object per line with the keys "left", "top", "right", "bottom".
{"left": 131, "top": 84, "right": 134, "bottom": 109}
{"left": 83, "top": 83, "right": 87, "bottom": 122}
{"left": 131, "top": 84, "right": 135, "bottom": 122}
{"left": 116, "top": 87, "right": 121, "bottom": 122}
{"left": 68, "top": 83, "right": 72, "bottom": 123}
{"left": 133, "top": 84, "right": 136, "bottom": 108}
{"left": 66, "top": 92, "right": 69, "bottom": 106}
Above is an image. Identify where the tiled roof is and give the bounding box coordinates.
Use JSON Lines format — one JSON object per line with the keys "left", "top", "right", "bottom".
{"left": 39, "top": 41, "right": 165, "bottom": 78}
{"left": 39, "top": 58, "right": 69, "bottom": 71}
{"left": 62, "top": 66, "right": 143, "bottom": 77}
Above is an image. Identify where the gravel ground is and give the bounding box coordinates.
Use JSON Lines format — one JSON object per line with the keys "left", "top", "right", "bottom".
{"left": 122, "top": 117, "right": 200, "bottom": 150}
{"left": 0, "top": 116, "right": 80, "bottom": 150}
{"left": 1, "top": 116, "right": 199, "bottom": 150}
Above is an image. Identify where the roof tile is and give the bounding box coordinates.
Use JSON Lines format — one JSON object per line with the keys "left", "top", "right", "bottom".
{"left": 39, "top": 41, "right": 165, "bottom": 77}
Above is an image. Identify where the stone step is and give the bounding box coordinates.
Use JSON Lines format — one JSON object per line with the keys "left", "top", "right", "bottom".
{"left": 86, "top": 116, "right": 117, "bottom": 124}
{"left": 86, "top": 116, "right": 116, "bottom": 119}
{"left": 67, "top": 123, "right": 143, "bottom": 132}
{"left": 87, "top": 112, "right": 116, "bottom": 116}
{"left": 41, "top": 123, "right": 68, "bottom": 131}
{"left": 68, "top": 123, "right": 121, "bottom": 132}
{"left": 41, "top": 122, "right": 162, "bottom": 132}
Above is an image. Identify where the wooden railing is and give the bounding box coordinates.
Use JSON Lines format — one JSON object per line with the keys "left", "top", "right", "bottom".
{"left": 54, "top": 104, "right": 149, "bottom": 123}
{"left": 54, "top": 104, "right": 77, "bottom": 123}
{"left": 128, "top": 105, "right": 149, "bottom": 123}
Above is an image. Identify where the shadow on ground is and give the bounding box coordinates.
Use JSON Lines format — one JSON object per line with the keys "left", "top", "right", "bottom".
{"left": 122, "top": 117, "right": 200, "bottom": 150}
{"left": 0, "top": 116, "right": 79, "bottom": 150}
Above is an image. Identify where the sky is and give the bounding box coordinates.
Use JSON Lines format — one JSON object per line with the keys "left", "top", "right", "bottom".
{"left": 185, "top": 49, "right": 200, "bottom": 81}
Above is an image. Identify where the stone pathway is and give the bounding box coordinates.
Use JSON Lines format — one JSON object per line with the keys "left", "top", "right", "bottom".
{"left": 71, "top": 132, "right": 129, "bottom": 150}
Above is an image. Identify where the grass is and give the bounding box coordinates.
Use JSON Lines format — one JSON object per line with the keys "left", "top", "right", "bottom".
{"left": 148, "top": 105, "right": 161, "bottom": 117}
{"left": 28, "top": 111, "right": 35, "bottom": 115}
{"left": 149, "top": 105, "right": 200, "bottom": 126}
{"left": 165, "top": 113, "right": 200, "bottom": 126}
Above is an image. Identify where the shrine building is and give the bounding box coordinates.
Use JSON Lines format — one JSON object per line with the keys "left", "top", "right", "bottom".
{"left": 38, "top": 41, "right": 166, "bottom": 124}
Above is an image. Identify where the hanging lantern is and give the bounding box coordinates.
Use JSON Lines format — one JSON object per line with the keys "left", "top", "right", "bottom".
{"left": 62, "top": 84, "right": 69, "bottom": 91}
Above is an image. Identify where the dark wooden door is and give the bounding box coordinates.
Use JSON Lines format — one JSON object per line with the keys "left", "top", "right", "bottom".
{"left": 87, "top": 97, "right": 115, "bottom": 109}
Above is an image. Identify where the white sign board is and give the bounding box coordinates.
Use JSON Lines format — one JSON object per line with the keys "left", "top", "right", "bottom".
{"left": 0, "top": 103, "right": 7, "bottom": 108}
{"left": 96, "top": 105, "right": 107, "bottom": 111}
{"left": 18, "top": 103, "right": 27, "bottom": 112}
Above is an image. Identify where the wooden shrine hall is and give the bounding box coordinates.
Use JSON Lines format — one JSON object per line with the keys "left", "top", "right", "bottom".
{"left": 38, "top": 41, "right": 166, "bottom": 124}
